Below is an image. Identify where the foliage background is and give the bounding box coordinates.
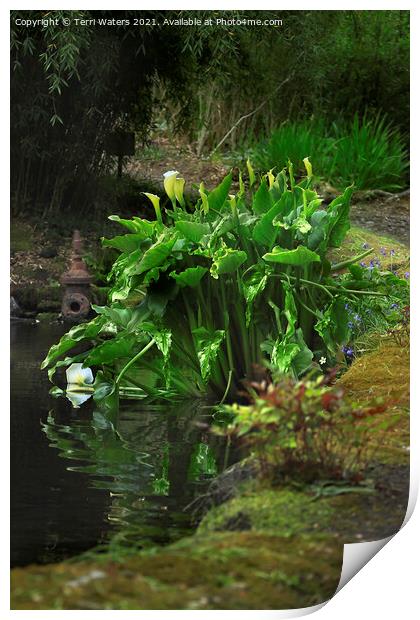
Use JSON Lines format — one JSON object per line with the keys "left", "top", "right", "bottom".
{"left": 11, "top": 9, "right": 409, "bottom": 215}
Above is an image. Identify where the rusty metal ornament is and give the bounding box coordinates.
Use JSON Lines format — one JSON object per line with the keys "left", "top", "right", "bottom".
{"left": 60, "top": 230, "right": 92, "bottom": 322}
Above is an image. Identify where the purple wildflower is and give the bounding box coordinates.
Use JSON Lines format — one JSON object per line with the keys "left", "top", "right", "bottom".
{"left": 404, "top": 272, "right": 410, "bottom": 279}
{"left": 390, "top": 249, "right": 396, "bottom": 256}
{"left": 362, "top": 243, "right": 370, "bottom": 249}
{"left": 380, "top": 247, "right": 387, "bottom": 256}
{"left": 360, "top": 262, "right": 366, "bottom": 267}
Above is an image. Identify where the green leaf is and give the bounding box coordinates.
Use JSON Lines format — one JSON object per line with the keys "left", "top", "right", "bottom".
{"left": 210, "top": 247, "right": 247, "bottom": 279}
{"left": 327, "top": 186, "right": 353, "bottom": 247}
{"left": 290, "top": 329, "right": 314, "bottom": 376}
{"left": 192, "top": 327, "right": 225, "bottom": 381}
{"left": 108, "top": 215, "right": 156, "bottom": 236}
{"left": 92, "top": 305, "right": 133, "bottom": 329}
{"left": 242, "top": 266, "right": 269, "bottom": 327}
{"left": 41, "top": 317, "right": 105, "bottom": 369}
{"left": 252, "top": 191, "right": 294, "bottom": 247}
{"left": 308, "top": 211, "right": 329, "bottom": 251}
{"left": 252, "top": 179, "right": 272, "bottom": 215}
{"left": 263, "top": 246, "right": 321, "bottom": 266}
{"left": 134, "top": 235, "right": 178, "bottom": 275}
{"left": 175, "top": 220, "right": 210, "bottom": 243}
{"left": 170, "top": 266, "right": 208, "bottom": 287}
{"left": 283, "top": 286, "right": 298, "bottom": 336}
{"left": 84, "top": 334, "right": 137, "bottom": 366}
{"left": 315, "top": 299, "right": 350, "bottom": 353}
{"left": 271, "top": 341, "right": 300, "bottom": 373}
{"left": 102, "top": 234, "right": 146, "bottom": 253}
{"left": 207, "top": 173, "right": 233, "bottom": 212}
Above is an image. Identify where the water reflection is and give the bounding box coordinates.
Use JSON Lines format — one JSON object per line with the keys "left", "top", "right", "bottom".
{"left": 42, "top": 400, "right": 227, "bottom": 551}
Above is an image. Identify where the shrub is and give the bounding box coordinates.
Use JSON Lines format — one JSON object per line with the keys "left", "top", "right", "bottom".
{"left": 42, "top": 162, "right": 404, "bottom": 403}
{"left": 216, "top": 372, "right": 396, "bottom": 482}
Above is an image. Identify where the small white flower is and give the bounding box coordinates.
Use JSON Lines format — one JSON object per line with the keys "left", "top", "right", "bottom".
{"left": 319, "top": 356, "right": 327, "bottom": 365}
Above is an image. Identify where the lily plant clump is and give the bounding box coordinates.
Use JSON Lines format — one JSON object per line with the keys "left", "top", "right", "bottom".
{"left": 42, "top": 160, "right": 405, "bottom": 403}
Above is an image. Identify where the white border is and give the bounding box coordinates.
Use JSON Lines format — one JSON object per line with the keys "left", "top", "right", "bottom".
{"left": 3, "top": 2, "right": 418, "bottom": 618}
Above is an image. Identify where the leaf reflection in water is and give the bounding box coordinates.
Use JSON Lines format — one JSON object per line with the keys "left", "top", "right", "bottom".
{"left": 42, "top": 400, "right": 228, "bottom": 551}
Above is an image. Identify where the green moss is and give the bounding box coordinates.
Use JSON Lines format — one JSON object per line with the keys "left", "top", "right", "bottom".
{"left": 198, "top": 489, "right": 335, "bottom": 537}
{"left": 11, "top": 532, "right": 343, "bottom": 610}
{"left": 328, "top": 226, "right": 409, "bottom": 274}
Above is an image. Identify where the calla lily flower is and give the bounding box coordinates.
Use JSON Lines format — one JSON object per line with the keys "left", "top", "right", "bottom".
{"left": 303, "top": 157, "right": 313, "bottom": 180}
{"left": 174, "top": 177, "right": 186, "bottom": 208}
{"left": 246, "top": 159, "right": 256, "bottom": 187}
{"left": 144, "top": 192, "right": 162, "bottom": 223}
{"left": 66, "top": 363, "right": 94, "bottom": 409}
{"left": 199, "top": 182, "right": 209, "bottom": 213}
{"left": 266, "top": 168, "right": 275, "bottom": 189}
{"left": 163, "top": 170, "right": 179, "bottom": 206}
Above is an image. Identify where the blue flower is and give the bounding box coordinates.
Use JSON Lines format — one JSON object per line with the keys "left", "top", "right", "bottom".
{"left": 380, "top": 247, "right": 387, "bottom": 256}
{"left": 390, "top": 303, "right": 399, "bottom": 310}
{"left": 347, "top": 321, "right": 354, "bottom": 329}
{"left": 390, "top": 249, "right": 396, "bottom": 256}
{"left": 354, "top": 314, "right": 362, "bottom": 322}
{"left": 342, "top": 346, "right": 354, "bottom": 358}
{"left": 360, "top": 261, "right": 366, "bottom": 267}
{"left": 404, "top": 272, "right": 410, "bottom": 279}
{"left": 362, "top": 242, "right": 370, "bottom": 249}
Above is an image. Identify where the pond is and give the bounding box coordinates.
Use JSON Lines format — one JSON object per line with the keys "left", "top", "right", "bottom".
{"left": 11, "top": 321, "right": 229, "bottom": 567}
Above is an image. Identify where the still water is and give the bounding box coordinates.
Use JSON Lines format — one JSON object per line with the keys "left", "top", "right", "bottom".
{"left": 11, "top": 322, "right": 228, "bottom": 567}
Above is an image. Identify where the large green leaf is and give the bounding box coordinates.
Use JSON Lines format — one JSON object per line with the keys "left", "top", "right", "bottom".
{"left": 308, "top": 210, "right": 329, "bottom": 251}
{"left": 207, "top": 173, "right": 233, "bottom": 212}
{"left": 108, "top": 215, "right": 156, "bottom": 237}
{"left": 210, "top": 247, "right": 247, "bottom": 279}
{"left": 170, "top": 266, "right": 208, "bottom": 287}
{"left": 175, "top": 220, "right": 211, "bottom": 243}
{"left": 252, "top": 179, "right": 271, "bottom": 215}
{"left": 102, "top": 234, "right": 147, "bottom": 253}
{"left": 92, "top": 305, "right": 133, "bottom": 329}
{"left": 133, "top": 235, "right": 178, "bottom": 275}
{"left": 252, "top": 191, "right": 294, "bottom": 247}
{"left": 192, "top": 327, "right": 225, "bottom": 381}
{"left": 41, "top": 317, "right": 105, "bottom": 369}
{"left": 84, "top": 334, "right": 137, "bottom": 366}
{"left": 263, "top": 245, "right": 321, "bottom": 266}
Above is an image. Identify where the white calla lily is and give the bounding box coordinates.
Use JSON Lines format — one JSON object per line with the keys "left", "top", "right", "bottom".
{"left": 66, "top": 363, "right": 94, "bottom": 386}
{"left": 66, "top": 391, "right": 93, "bottom": 409}
{"left": 163, "top": 170, "right": 179, "bottom": 205}
{"left": 66, "top": 363, "right": 94, "bottom": 409}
